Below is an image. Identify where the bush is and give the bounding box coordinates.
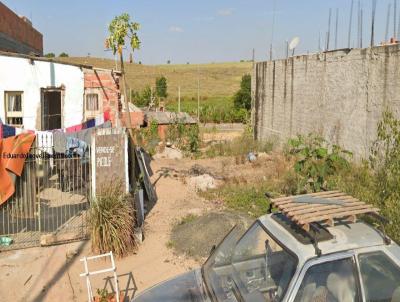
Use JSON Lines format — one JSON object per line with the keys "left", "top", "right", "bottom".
{"left": 155, "top": 76, "right": 168, "bottom": 98}
{"left": 234, "top": 74, "right": 251, "bottom": 110}
{"left": 288, "top": 134, "right": 352, "bottom": 193}
{"left": 132, "top": 86, "right": 152, "bottom": 107}
{"left": 89, "top": 184, "right": 137, "bottom": 257}
{"left": 166, "top": 122, "right": 200, "bottom": 154}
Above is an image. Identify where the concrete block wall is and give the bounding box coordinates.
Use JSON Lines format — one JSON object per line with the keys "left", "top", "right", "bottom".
{"left": 252, "top": 45, "right": 400, "bottom": 159}
{"left": 0, "top": 2, "right": 43, "bottom": 55}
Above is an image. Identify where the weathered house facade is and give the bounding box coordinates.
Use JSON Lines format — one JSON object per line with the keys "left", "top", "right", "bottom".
{"left": 0, "top": 52, "right": 144, "bottom": 130}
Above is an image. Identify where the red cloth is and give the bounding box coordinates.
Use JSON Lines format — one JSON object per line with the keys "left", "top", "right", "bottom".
{"left": 65, "top": 123, "right": 83, "bottom": 133}
{"left": 0, "top": 133, "right": 36, "bottom": 205}
{"left": 104, "top": 110, "right": 111, "bottom": 122}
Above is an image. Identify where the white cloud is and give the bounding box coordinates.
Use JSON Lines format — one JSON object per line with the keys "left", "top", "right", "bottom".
{"left": 217, "top": 8, "right": 234, "bottom": 16}
{"left": 169, "top": 26, "right": 184, "bottom": 33}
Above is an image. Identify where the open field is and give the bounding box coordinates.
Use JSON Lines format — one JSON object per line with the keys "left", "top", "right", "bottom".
{"left": 59, "top": 57, "right": 252, "bottom": 98}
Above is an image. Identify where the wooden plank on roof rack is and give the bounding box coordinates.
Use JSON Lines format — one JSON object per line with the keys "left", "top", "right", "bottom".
{"left": 299, "top": 207, "right": 380, "bottom": 225}
{"left": 279, "top": 195, "right": 356, "bottom": 210}
{"left": 270, "top": 191, "right": 379, "bottom": 231}
{"left": 272, "top": 190, "right": 341, "bottom": 203}
{"left": 296, "top": 204, "right": 377, "bottom": 222}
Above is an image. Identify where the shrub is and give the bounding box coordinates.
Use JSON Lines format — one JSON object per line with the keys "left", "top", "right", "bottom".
{"left": 288, "top": 134, "right": 352, "bottom": 193}
{"left": 234, "top": 74, "right": 251, "bottom": 110}
{"left": 155, "top": 76, "right": 168, "bottom": 98}
{"left": 89, "top": 184, "right": 137, "bottom": 257}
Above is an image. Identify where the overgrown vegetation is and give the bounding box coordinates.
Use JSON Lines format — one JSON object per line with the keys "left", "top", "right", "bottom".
{"left": 166, "top": 96, "right": 248, "bottom": 123}
{"left": 89, "top": 184, "right": 137, "bottom": 257}
{"left": 204, "top": 124, "right": 273, "bottom": 158}
{"left": 155, "top": 76, "right": 168, "bottom": 99}
{"left": 287, "top": 134, "right": 352, "bottom": 193}
{"left": 203, "top": 111, "right": 400, "bottom": 242}
{"left": 330, "top": 110, "right": 400, "bottom": 241}
{"left": 166, "top": 122, "right": 200, "bottom": 154}
{"left": 234, "top": 74, "right": 251, "bottom": 111}
{"left": 135, "top": 120, "right": 200, "bottom": 155}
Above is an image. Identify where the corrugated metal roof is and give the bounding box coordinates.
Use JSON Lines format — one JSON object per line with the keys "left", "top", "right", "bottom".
{"left": 144, "top": 111, "right": 197, "bottom": 125}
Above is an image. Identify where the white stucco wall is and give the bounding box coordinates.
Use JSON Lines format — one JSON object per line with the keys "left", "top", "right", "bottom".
{"left": 0, "top": 55, "right": 84, "bottom": 130}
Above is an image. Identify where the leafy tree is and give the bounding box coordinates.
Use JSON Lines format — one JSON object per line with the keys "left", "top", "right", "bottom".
{"left": 234, "top": 74, "right": 251, "bottom": 110}
{"left": 132, "top": 86, "right": 152, "bottom": 107}
{"left": 106, "top": 13, "right": 140, "bottom": 128}
{"left": 155, "top": 76, "right": 168, "bottom": 98}
{"left": 167, "top": 60, "right": 171, "bottom": 64}
{"left": 44, "top": 53, "right": 55, "bottom": 58}
{"left": 59, "top": 52, "right": 69, "bottom": 57}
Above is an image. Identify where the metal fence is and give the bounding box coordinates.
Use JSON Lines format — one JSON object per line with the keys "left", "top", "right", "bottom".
{"left": 0, "top": 135, "right": 91, "bottom": 251}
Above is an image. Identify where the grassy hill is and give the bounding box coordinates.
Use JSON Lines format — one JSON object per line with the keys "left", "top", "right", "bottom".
{"left": 59, "top": 57, "right": 252, "bottom": 99}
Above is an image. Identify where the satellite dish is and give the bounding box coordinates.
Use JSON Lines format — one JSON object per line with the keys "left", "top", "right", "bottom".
{"left": 289, "top": 37, "right": 300, "bottom": 50}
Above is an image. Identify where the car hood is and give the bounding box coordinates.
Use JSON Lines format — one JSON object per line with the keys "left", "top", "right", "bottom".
{"left": 132, "top": 269, "right": 209, "bottom": 302}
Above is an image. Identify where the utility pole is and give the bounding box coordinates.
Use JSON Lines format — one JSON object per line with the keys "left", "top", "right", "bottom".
{"left": 335, "top": 8, "right": 339, "bottom": 49}
{"left": 197, "top": 65, "right": 200, "bottom": 123}
{"left": 371, "top": 0, "right": 377, "bottom": 47}
{"left": 327, "top": 8, "right": 332, "bottom": 50}
{"left": 360, "top": 5, "right": 363, "bottom": 48}
{"left": 178, "top": 86, "right": 181, "bottom": 113}
{"left": 394, "top": 0, "right": 398, "bottom": 39}
{"left": 119, "top": 49, "right": 133, "bottom": 129}
{"left": 348, "top": 0, "right": 354, "bottom": 48}
{"left": 386, "top": 3, "right": 392, "bottom": 43}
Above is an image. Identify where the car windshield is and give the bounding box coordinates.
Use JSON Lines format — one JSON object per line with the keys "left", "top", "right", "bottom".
{"left": 202, "top": 221, "right": 297, "bottom": 302}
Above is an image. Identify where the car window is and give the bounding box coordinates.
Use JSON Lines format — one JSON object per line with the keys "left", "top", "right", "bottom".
{"left": 294, "top": 257, "right": 359, "bottom": 302}
{"left": 358, "top": 251, "right": 400, "bottom": 302}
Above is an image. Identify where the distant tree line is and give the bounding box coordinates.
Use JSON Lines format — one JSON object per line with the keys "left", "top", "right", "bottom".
{"left": 44, "top": 52, "right": 69, "bottom": 58}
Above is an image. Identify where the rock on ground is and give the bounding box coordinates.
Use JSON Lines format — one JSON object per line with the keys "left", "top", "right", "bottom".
{"left": 153, "top": 147, "right": 183, "bottom": 160}
{"left": 188, "top": 174, "right": 216, "bottom": 191}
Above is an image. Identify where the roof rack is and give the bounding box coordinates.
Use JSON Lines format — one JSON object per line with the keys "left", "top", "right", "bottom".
{"left": 270, "top": 191, "right": 380, "bottom": 232}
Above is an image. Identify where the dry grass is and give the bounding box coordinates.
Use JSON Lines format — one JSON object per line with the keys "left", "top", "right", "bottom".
{"left": 58, "top": 57, "right": 252, "bottom": 98}
{"left": 89, "top": 184, "right": 137, "bottom": 257}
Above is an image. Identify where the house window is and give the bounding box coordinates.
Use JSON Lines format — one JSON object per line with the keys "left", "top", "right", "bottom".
{"left": 5, "top": 92, "right": 23, "bottom": 126}
{"left": 85, "top": 93, "right": 101, "bottom": 121}
{"left": 86, "top": 93, "right": 99, "bottom": 111}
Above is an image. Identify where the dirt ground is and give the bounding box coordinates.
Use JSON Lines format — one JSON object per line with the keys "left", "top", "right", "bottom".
{"left": 0, "top": 153, "right": 276, "bottom": 301}
{"left": 0, "top": 157, "right": 219, "bottom": 301}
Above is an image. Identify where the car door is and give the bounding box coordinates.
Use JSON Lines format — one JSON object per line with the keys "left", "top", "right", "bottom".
{"left": 355, "top": 249, "right": 400, "bottom": 302}
{"left": 288, "top": 252, "right": 362, "bottom": 302}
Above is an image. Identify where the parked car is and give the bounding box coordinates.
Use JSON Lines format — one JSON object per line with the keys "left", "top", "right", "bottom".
{"left": 133, "top": 208, "right": 400, "bottom": 302}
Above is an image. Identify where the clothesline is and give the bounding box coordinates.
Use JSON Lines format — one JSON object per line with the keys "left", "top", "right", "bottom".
{"left": 0, "top": 111, "right": 111, "bottom": 139}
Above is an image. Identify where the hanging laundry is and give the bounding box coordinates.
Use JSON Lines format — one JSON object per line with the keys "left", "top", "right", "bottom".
{"left": 3, "top": 124, "right": 16, "bottom": 138}
{"left": 95, "top": 114, "right": 104, "bottom": 126}
{"left": 66, "top": 137, "right": 88, "bottom": 158}
{"left": 85, "top": 119, "right": 96, "bottom": 129}
{"left": 65, "top": 123, "right": 83, "bottom": 133}
{"left": 0, "top": 133, "right": 36, "bottom": 205}
{"left": 53, "top": 120, "right": 112, "bottom": 154}
{"left": 104, "top": 110, "right": 111, "bottom": 122}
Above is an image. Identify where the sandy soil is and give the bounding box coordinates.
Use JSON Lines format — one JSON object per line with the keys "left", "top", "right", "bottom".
{"left": 0, "top": 158, "right": 216, "bottom": 302}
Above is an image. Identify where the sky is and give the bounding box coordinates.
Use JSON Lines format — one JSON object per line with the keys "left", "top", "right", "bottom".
{"left": 2, "top": 0, "right": 399, "bottom": 64}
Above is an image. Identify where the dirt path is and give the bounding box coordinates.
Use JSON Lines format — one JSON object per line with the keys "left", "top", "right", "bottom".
{"left": 0, "top": 158, "right": 215, "bottom": 302}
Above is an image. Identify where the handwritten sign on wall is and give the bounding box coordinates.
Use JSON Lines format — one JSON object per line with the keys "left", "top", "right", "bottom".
{"left": 92, "top": 129, "right": 128, "bottom": 195}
